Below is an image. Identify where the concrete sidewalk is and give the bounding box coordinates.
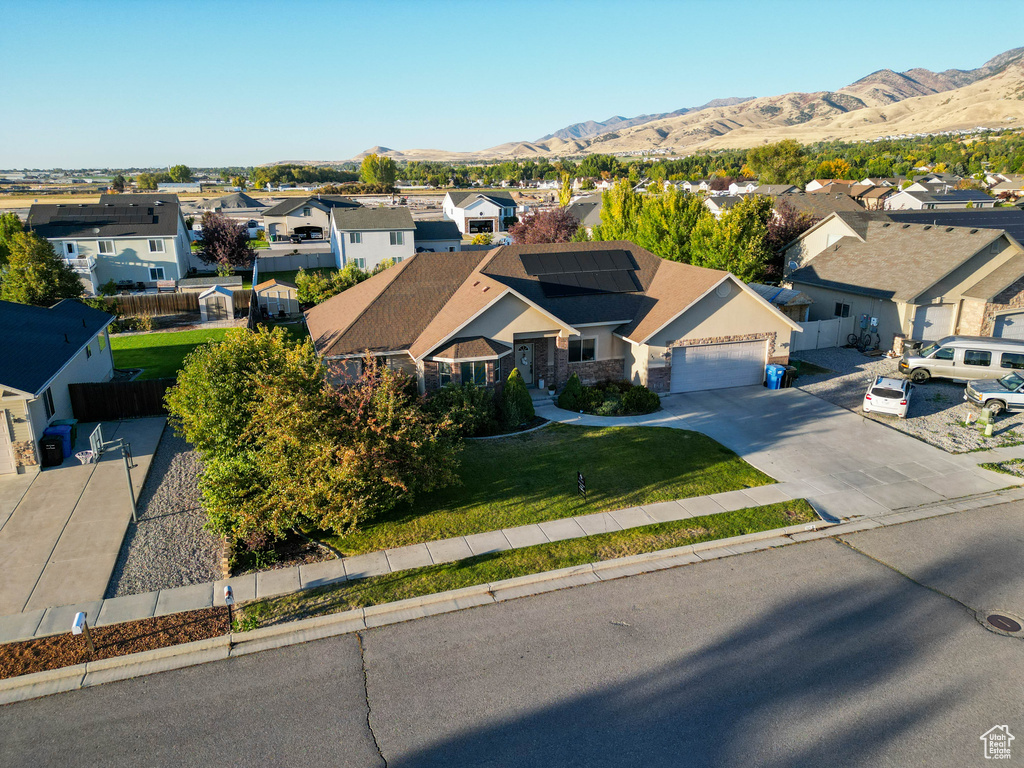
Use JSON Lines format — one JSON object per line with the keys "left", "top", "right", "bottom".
{"left": 0, "top": 419, "right": 165, "bottom": 617}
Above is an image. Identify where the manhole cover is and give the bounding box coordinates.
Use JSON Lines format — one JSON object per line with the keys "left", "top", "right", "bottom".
{"left": 977, "top": 609, "right": 1024, "bottom": 637}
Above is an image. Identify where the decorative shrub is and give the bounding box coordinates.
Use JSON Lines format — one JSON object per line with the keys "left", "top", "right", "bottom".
{"left": 557, "top": 372, "right": 584, "bottom": 411}
{"left": 500, "top": 368, "right": 535, "bottom": 429}
{"left": 580, "top": 386, "right": 606, "bottom": 413}
{"left": 425, "top": 383, "right": 499, "bottom": 437}
{"left": 622, "top": 385, "right": 660, "bottom": 414}
{"left": 98, "top": 279, "right": 119, "bottom": 297}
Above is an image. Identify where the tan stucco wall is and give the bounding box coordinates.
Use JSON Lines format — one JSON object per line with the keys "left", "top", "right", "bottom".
{"left": 569, "top": 323, "right": 626, "bottom": 361}
{"left": 792, "top": 282, "right": 909, "bottom": 347}
{"left": 646, "top": 281, "right": 793, "bottom": 356}
{"left": 456, "top": 293, "right": 566, "bottom": 342}
{"left": 783, "top": 217, "right": 862, "bottom": 274}
{"left": 265, "top": 205, "right": 331, "bottom": 237}
{"left": 917, "top": 236, "right": 1019, "bottom": 304}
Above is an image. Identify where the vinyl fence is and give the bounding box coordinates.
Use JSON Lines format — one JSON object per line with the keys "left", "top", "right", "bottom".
{"left": 256, "top": 251, "right": 335, "bottom": 272}
{"left": 105, "top": 291, "right": 251, "bottom": 316}
{"left": 792, "top": 316, "right": 855, "bottom": 351}
{"left": 68, "top": 378, "right": 175, "bottom": 421}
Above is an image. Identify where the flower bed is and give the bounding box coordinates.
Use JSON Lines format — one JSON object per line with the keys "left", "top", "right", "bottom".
{"left": 557, "top": 374, "right": 660, "bottom": 416}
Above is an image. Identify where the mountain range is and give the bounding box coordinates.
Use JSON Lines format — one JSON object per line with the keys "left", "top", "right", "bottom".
{"left": 270, "top": 48, "right": 1024, "bottom": 166}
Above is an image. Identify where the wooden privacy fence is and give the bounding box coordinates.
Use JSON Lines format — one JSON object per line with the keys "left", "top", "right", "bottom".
{"left": 68, "top": 379, "right": 176, "bottom": 422}
{"left": 105, "top": 291, "right": 250, "bottom": 316}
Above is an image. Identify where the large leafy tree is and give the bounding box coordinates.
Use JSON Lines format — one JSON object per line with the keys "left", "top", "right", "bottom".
{"left": 196, "top": 212, "right": 255, "bottom": 271}
{"left": 689, "top": 195, "right": 773, "bottom": 282}
{"left": 508, "top": 208, "right": 579, "bottom": 244}
{"left": 0, "top": 231, "right": 84, "bottom": 305}
{"left": 110, "top": 174, "right": 126, "bottom": 192}
{"left": 168, "top": 164, "right": 193, "bottom": 183}
{"left": 359, "top": 153, "right": 398, "bottom": 187}
{"left": 295, "top": 264, "right": 369, "bottom": 305}
{"left": 0, "top": 211, "right": 24, "bottom": 267}
{"left": 746, "top": 140, "right": 809, "bottom": 186}
{"left": 592, "top": 181, "right": 644, "bottom": 242}
{"left": 632, "top": 186, "right": 710, "bottom": 263}
{"left": 765, "top": 200, "right": 820, "bottom": 279}
{"left": 135, "top": 172, "right": 158, "bottom": 190}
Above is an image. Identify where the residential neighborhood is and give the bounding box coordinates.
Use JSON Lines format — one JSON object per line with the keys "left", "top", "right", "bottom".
{"left": 2, "top": 3, "right": 1024, "bottom": 766}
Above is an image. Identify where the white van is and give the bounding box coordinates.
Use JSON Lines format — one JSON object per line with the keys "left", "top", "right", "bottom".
{"left": 898, "top": 336, "right": 1024, "bottom": 383}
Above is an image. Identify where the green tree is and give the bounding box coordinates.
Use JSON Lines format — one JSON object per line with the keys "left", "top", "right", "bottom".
{"left": 499, "top": 368, "right": 535, "bottom": 429}
{"left": 295, "top": 264, "right": 370, "bottom": 305}
{"left": 359, "top": 153, "right": 398, "bottom": 187}
{"left": 632, "top": 186, "right": 710, "bottom": 263}
{"left": 135, "top": 172, "right": 158, "bottom": 190}
{"left": 688, "top": 195, "right": 773, "bottom": 282}
{"left": 231, "top": 175, "right": 247, "bottom": 190}
{"left": 471, "top": 233, "right": 493, "bottom": 245}
{"left": 168, "top": 164, "right": 192, "bottom": 183}
{"left": 746, "top": 140, "right": 808, "bottom": 185}
{"left": 0, "top": 231, "right": 84, "bottom": 305}
{"left": 558, "top": 173, "right": 573, "bottom": 207}
{"left": 591, "top": 181, "right": 644, "bottom": 242}
{"left": 0, "top": 211, "right": 24, "bottom": 267}
{"left": 110, "top": 174, "right": 126, "bottom": 192}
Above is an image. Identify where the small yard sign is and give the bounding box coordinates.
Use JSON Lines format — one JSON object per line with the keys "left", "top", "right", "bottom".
{"left": 577, "top": 471, "right": 586, "bottom": 500}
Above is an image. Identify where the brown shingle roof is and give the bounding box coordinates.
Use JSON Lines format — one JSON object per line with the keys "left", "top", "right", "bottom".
{"left": 254, "top": 278, "right": 296, "bottom": 291}
{"left": 428, "top": 336, "right": 512, "bottom": 360}
{"left": 788, "top": 221, "right": 1003, "bottom": 302}
{"left": 962, "top": 253, "right": 1024, "bottom": 300}
{"left": 775, "top": 192, "right": 865, "bottom": 217}
{"left": 615, "top": 260, "right": 728, "bottom": 343}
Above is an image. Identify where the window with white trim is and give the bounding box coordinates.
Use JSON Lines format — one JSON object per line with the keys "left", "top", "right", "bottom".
{"left": 150, "top": 267, "right": 165, "bottom": 281}
{"left": 148, "top": 239, "right": 165, "bottom": 253}
{"left": 351, "top": 257, "right": 366, "bottom": 269}
{"left": 390, "top": 231, "right": 404, "bottom": 246}
{"left": 349, "top": 232, "right": 361, "bottom": 244}
{"left": 64, "top": 242, "right": 78, "bottom": 257}
{"left": 568, "top": 337, "right": 596, "bottom": 363}
{"left": 393, "top": 256, "right": 404, "bottom": 264}
{"left": 98, "top": 240, "right": 115, "bottom": 255}
{"left": 302, "top": 207, "right": 311, "bottom": 216}
{"left": 438, "top": 361, "right": 452, "bottom": 386}
{"left": 43, "top": 388, "right": 55, "bottom": 420}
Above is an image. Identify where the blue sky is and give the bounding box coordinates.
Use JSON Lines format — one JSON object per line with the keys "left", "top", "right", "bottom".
{"left": 1, "top": 0, "right": 1022, "bottom": 168}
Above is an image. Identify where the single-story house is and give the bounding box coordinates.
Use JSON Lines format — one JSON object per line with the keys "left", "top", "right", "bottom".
{"left": 682, "top": 180, "right": 711, "bottom": 194}
{"left": 565, "top": 194, "right": 603, "bottom": 234}
{"left": 27, "top": 194, "right": 194, "bottom": 295}
{"left": 255, "top": 279, "right": 300, "bottom": 317}
{"left": 774, "top": 191, "right": 866, "bottom": 218}
{"left": 328, "top": 207, "right": 416, "bottom": 271}
{"left": 414, "top": 220, "right": 463, "bottom": 253}
{"left": 728, "top": 180, "right": 758, "bottom": 195}
{"left": 990, "top": 181, "right": 1024, "bottom": 197}
{"left": 856, "top": 186, "right": 895, "bottom": 210}
{"left": 305, "top": 241, "right": 800, "bottom": 395}
{"left": 784, "top": 216, "right": 1024, "bottom": 347}
{"left": 442, "top": 191, "right": 518, "bottom": 235}
{"left": 198, "top": 192, "right": 267, "bottom": 213}
{"left": 262, "top": 195, "right": 361, "bottom": 241}
{"left": 885, "top": 189, "right": 996, "bottom": 211}
{"left": 0, "top": 300, "right": 114, "bottom": 475}
{"left": 753, "top": 184, "right": 799, "bottom": 196}
{"left": 704, "top": 195, "right": 744, "bottom": 218}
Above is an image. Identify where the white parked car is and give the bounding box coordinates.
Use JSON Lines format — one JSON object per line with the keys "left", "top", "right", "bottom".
{"left": 862, "top": 376, "right": 911, "bottom": 418}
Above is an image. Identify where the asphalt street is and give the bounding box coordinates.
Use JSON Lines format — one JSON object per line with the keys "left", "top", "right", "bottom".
{"left": 2, "top": 503, "right": 1023, "bottom": 767}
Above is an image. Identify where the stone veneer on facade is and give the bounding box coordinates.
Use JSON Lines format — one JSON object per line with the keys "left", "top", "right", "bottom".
{"left": 646, "top": 332, "right": 785, "bottom": 393}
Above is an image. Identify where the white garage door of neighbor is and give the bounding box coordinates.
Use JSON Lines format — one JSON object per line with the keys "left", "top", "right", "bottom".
{"left": 0, "top": 410, "right": 15, "bottom": 475}
{"left": 670, "top": 340, "right": 767, "bottom": 394}
{"left": 912, "top": 304, "right": 954, "bottom": 341}
{"left": 994, "top": 312, "right": 1024, "bottom": 340}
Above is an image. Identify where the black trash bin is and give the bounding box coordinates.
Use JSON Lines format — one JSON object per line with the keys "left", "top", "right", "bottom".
{"left": 39, "top": 435, "right": 64, "bottom": 467}
{"left": 781, "top": 365, "right": 798, "bottom": 388}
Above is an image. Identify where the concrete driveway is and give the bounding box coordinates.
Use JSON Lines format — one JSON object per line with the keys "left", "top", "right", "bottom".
{"left": 0, "top": 419, "right": 164, "bottom": 617}
{"left": 537, "top": 386, "right": 1019, "bottom": 522}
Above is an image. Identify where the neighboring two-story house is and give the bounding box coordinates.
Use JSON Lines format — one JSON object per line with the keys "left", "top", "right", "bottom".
{"left": 442, "top": 191, "right": 518, "bottom": 235}
{"left": 0, "top": 299, "right": 114, "bottom": 475}
{"left": 262, "top": 195, "right": 362, "bottom": 241}
{"left": 329, "top": 207, "right": 416, "bottom": 271}
{"left": 27, "top": 194, "right": 193, "bottom": 294}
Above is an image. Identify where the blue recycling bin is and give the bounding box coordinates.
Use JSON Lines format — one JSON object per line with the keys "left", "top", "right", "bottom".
{"left": 765, "top": 364, "right": 786, "bottom": 390}
{"left": 43, "top": 425, "right": 73, "bottom": 458}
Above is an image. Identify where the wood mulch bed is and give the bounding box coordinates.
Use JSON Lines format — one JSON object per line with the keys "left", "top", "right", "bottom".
{"left": 234, "top": 531, "right": 336, "bottom": 576}
{"left": 0, "top": 607, "right": 229, "bottom": 680}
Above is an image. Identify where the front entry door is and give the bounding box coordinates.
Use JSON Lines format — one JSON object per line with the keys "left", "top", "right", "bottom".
{"left": 516, "top": 343, "right": 534, "bottom": 385}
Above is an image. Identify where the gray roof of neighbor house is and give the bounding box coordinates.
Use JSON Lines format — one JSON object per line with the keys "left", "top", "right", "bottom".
{"left": 901, "top": 189, "right": 995, "bottom": 204}
{"left": 447, "top": 190, "right": 517, "bottom": 208}
{"left": 0, "top": 299, "right": 113, "bottom": 396}
{"left": 200, "top": 192, "right": 267, "bottom": 210}
{"left": 262, "top": 195, "right": 362, "bottom": 217}
{"left": 28, "top": 199, "right": 182, "bottom": 239}
{"left": 566, "top": 194, "right": 603, "bottom": 227}
{"left": 414, "top": 220, "right": 462, "bottom": 241}
{"left": 787, "top": 220, "right": 1005, "bottom": 302}
{"left": 753, "top": 184, "right": 799, "bottom": 195}
{"left": 774, "top": 191, "right": 865, "bottom": 217}
{"left": 887, "top": 208, "right": 1024, "bottom": 245}
{"left": 706, "top": 195, "right": 743, "bottom": 211}
{"left": 99, "top": 193, "right": 181, "bottom": 206}
{"left": 178, "top": 275, "right": 243, "bottom": 289}
{"left": 748, "top": 283, "right": 812, "bottom": 307}
{"left": 330, "top": 206, "right": 414, "bottom": 231}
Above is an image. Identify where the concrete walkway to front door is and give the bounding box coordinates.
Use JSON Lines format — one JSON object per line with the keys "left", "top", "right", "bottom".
{"left": 0, "top": 418, "right": 165, "bottom": 616}
{"left": 535, "top": 386, "right": 1021, "bottom": 521}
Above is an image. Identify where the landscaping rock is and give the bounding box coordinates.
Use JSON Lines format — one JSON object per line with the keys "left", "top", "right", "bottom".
{"left": 105, "top": 428, "right": 222, "bottom": 598}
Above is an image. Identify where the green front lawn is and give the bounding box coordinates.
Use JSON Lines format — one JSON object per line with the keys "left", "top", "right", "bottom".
{"left": 111, "top": 328, "right": 231, "bottom": 380}
{"left": 245, "top": 500, "right": 816, "bottom": 629}
{"left": 320, "top": 423, "right": 775, "bottom": 555}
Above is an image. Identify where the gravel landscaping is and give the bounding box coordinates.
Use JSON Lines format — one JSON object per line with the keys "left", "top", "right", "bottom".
{"left": 794, "top": 347, "right": 1024, "bottom": 454}
{"left": 105, "top": 428, "right": 223, "bottom": 598}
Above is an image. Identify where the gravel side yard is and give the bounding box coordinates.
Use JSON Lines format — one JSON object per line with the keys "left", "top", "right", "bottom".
{"left": 794, "top": 347, "right": 1024, "bottom": 454}
{"left": 105, "top": 428, "right": 222, "bottom": 598}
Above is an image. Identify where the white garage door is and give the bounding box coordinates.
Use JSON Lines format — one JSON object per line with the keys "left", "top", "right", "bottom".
{"left": 912, "top": 304, "right": 954, "bottom": 341}
{"left": 994, "top": 312, "right": 1024, "bottom": 340}
{"left": 670, "top": 341, "right": 767, "bottom": 393}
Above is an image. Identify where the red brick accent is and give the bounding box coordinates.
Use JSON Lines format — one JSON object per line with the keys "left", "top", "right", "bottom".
{"left": 647, "top": 366, "right": 670, "bottom": 393}
{"left": 554, "top": 336, "right": 569, "bottom": 388}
